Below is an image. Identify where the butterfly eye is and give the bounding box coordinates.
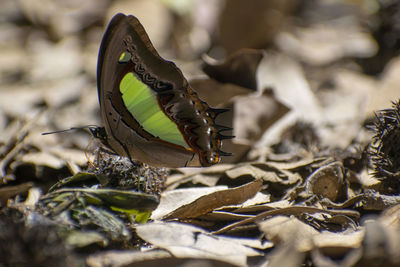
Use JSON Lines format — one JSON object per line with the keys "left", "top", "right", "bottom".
{"left": 207, "top": 152, "right": 217, "bottom": 164}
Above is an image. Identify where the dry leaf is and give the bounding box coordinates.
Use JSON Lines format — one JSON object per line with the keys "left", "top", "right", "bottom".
{"left": 202, "top": 48, "right": 263, "bottom": 90}
{"left": 21, "top": 151, "right": 65, "bottom": 169}
{"left": 86, "top": 250, "right": 172, "bottom": 267}
{"left": 267, "top": 240, "right": 305, "bottom": 267}
{"left": 276, "top": 24, "right": 377, "bottom": 65}
{"left": 190, "top": 79, "right": 250, "bottom": 107}
{"left": 0, "top": 182, "right": 33, "bottom": 206}
{"left": 225, "top": 165, "right": 275, "bottom": 181}
{"left": 163, "top": 179, "right": 262, "bottom": 219}
{"left": 233, "top": 90, "right": 289, "bottom": 143}
{"left": 217, "top": 0, "right": 295, "bottom": 54}
{"left": 305, "top": 161, "right": 346, "bottom": 201}
{"left": 136, "top": 222, "right": 262, "bottom": 266}
{"left": 368, "top": 56, "right": 400, "bottom": 113}
{"left": 257, "top": 52, "right": 321, "bottom": 120}
{"left": 313, "top": 230, "right": 364, "bottom": 255}
{"left": 151, "top": 186, "right": 228, "bottom": 220}
{"left": 258, "top": 215, "right": 319, "bottom": 251}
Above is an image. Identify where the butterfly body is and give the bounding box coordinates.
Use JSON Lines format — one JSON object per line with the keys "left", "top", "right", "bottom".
{"left": 97, "top": 13, "right": 231, "bottom": 167}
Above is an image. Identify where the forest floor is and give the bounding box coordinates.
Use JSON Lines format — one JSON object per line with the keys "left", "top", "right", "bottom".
{"left": 1, "top": 0, "right": 400, "bottom": 266}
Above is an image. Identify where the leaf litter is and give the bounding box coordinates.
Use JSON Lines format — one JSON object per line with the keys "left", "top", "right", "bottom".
{"left": 1, "top": 0, "right": 400, "bottom": 266}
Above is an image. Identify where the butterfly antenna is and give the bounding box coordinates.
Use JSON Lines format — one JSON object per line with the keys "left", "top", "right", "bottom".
{"left": 42, "top": 125, "right": 102, "bottom": 168}
{"left": 41, "top": 125, "right": 100, "bottom": 135}
{"left": 42, "top": 128, "right": 74, "bottom": 135}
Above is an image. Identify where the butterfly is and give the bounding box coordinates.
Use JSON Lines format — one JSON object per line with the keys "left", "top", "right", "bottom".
{"left": 95, "top": 13, "right": 232, "bottom": 168}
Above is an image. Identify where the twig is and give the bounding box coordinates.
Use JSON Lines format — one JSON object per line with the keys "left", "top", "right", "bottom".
{"left": 212, "top": 206, "right": 360, "bottom": 235}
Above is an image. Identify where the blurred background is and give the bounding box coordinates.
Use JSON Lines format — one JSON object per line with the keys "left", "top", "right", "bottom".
{"left": 0, "top": 0, "right": 399, "bottom": 182}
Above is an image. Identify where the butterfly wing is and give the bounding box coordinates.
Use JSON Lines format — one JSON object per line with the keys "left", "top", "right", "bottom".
{"left": 97, "top": 13, "right": 231, "bottom": 167}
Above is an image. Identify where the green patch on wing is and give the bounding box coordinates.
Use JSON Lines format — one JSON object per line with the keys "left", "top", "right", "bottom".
{"left": 119, "top": 52, "right": 131, "bottom": 63}
{"left": 120, "top": 72, "right": 188, "bottom": 148}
